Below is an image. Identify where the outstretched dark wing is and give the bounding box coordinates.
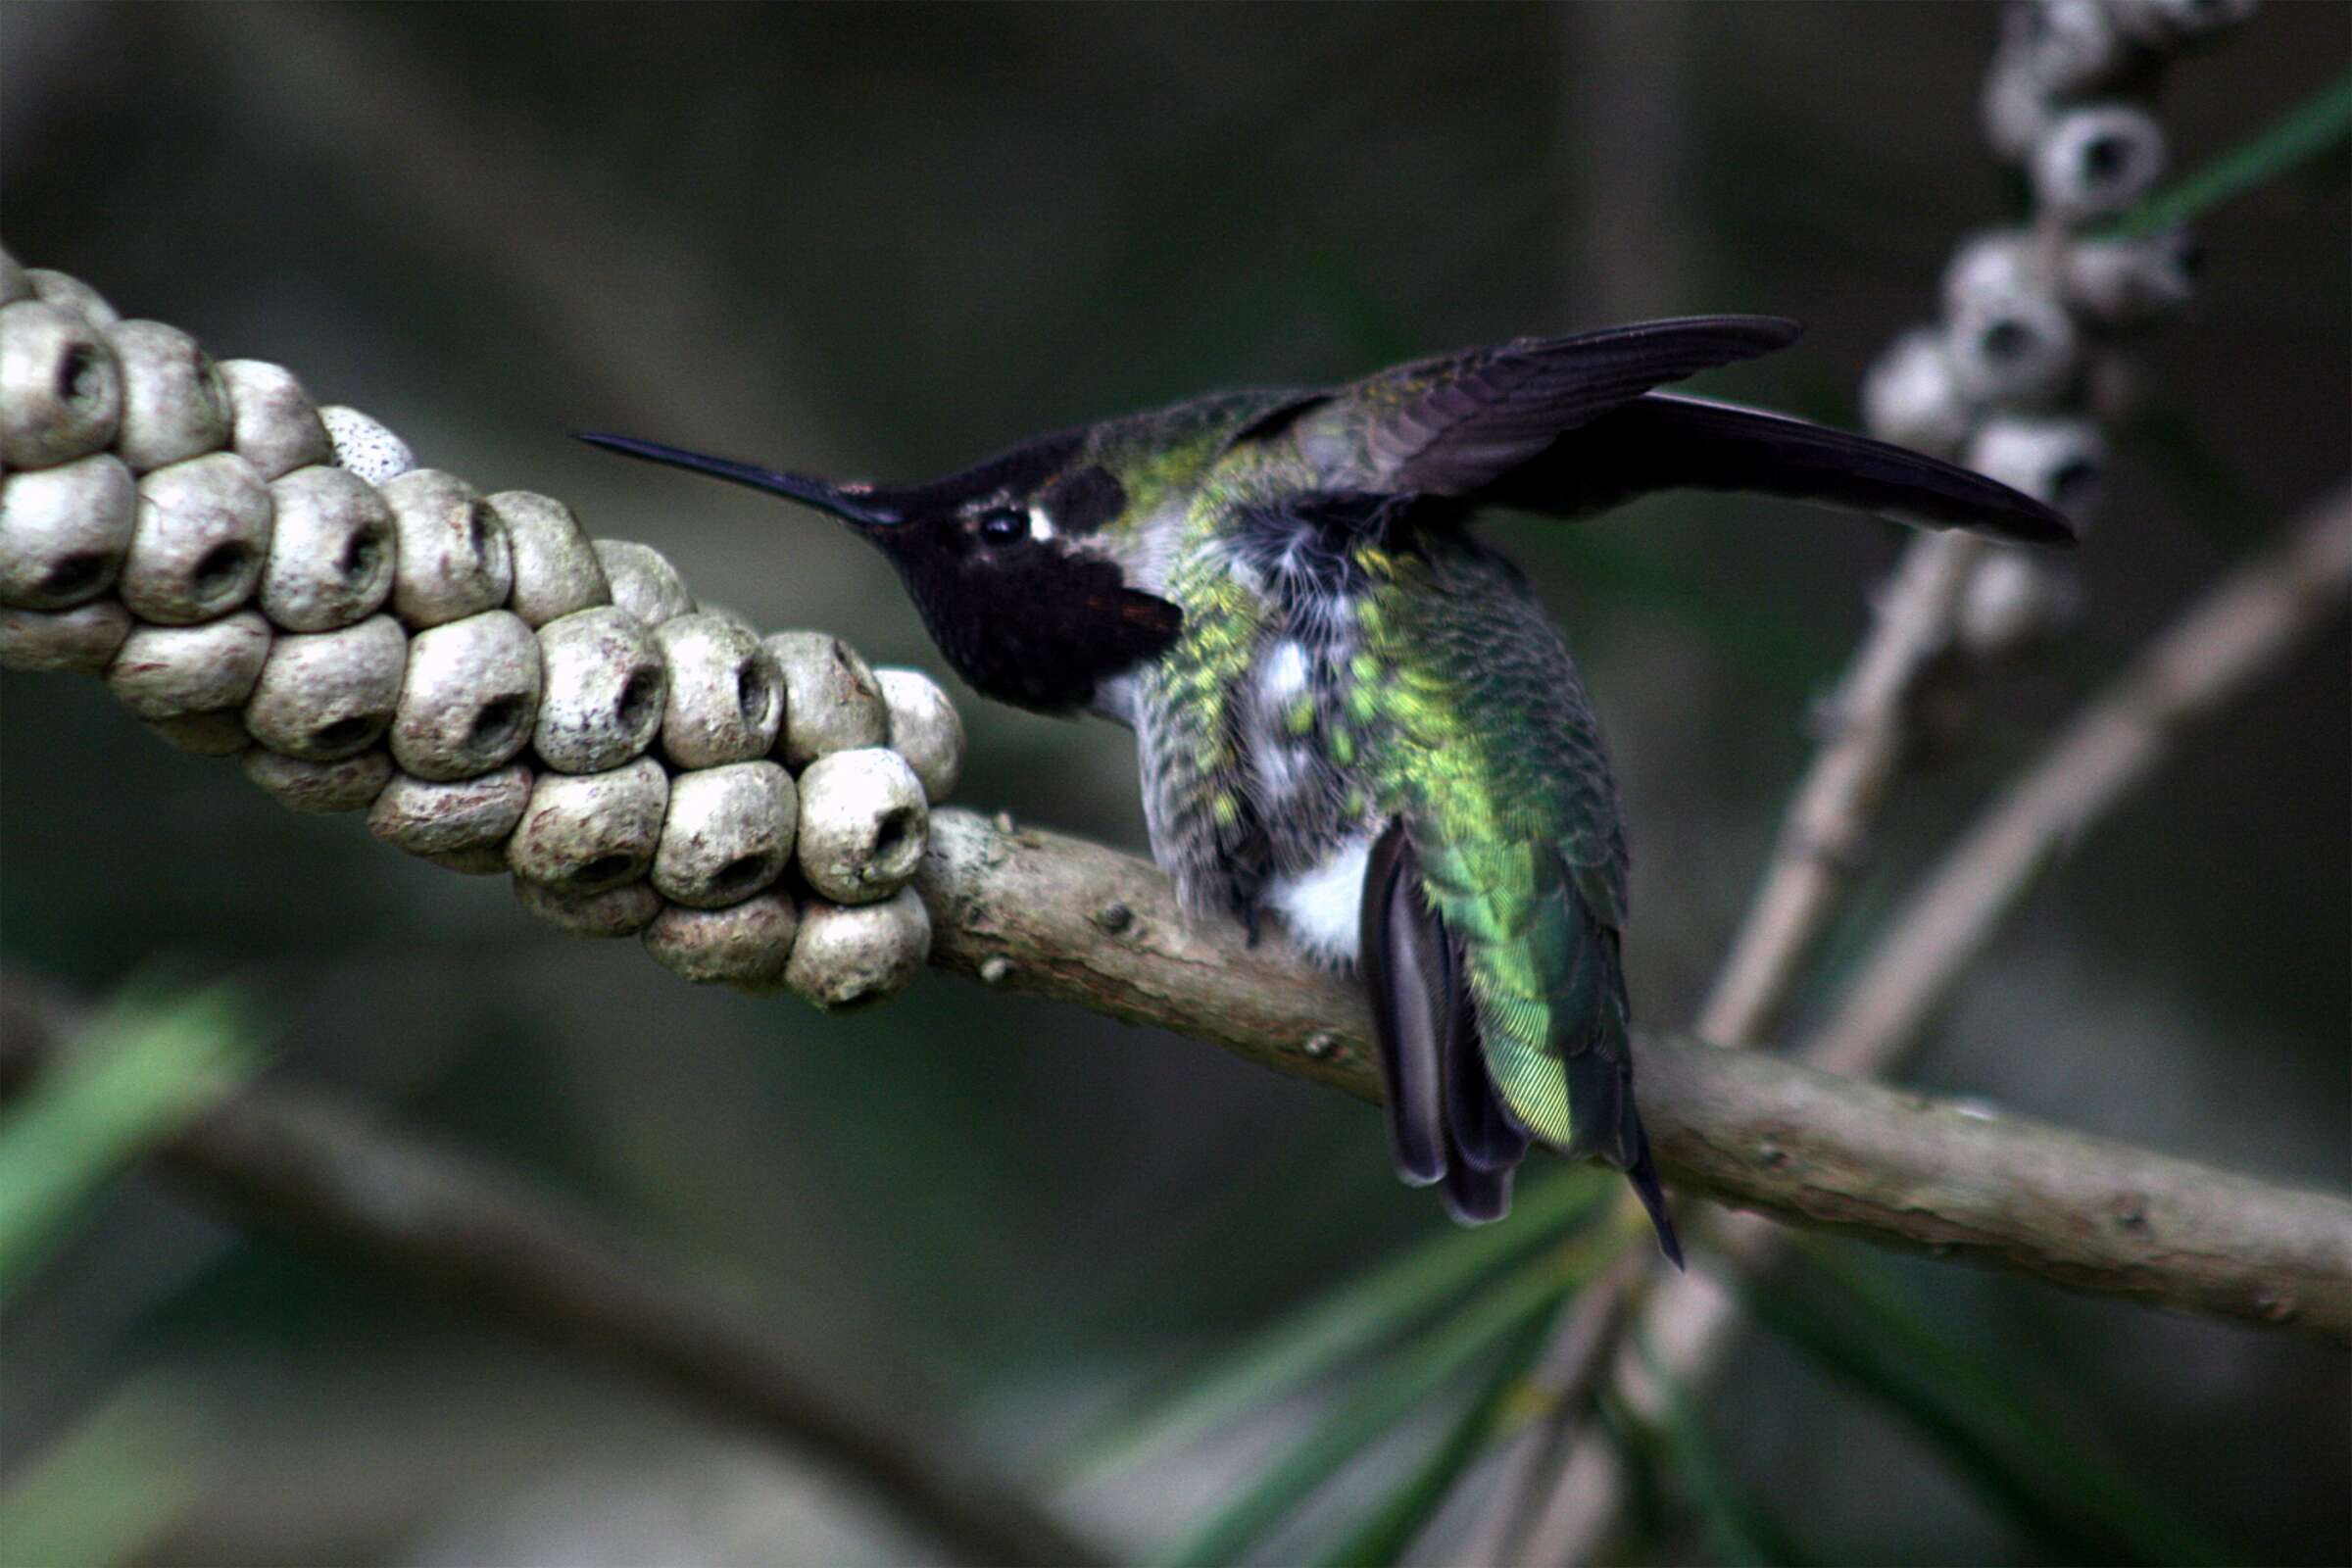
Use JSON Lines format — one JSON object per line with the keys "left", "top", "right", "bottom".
{"left": 1285, "top": 317, "right": 1804, "bottom": 496}
{"left": 1481, "top": 392, "right": 2077, "bottom": 547}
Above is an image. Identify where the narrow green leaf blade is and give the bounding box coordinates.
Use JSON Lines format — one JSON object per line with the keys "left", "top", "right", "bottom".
{"left": 1060, "top": 1169, "right": 1607, "bottom": 1481}
{"left": 2105, "top": 67, "right": 2352, "bottom": 238}
{"left": 0, "top": 985, "right": 264, "bottom": 1301}
{"left": 1743, "top": 1241, "right": 2233, "bottom": 1566}
{"left": 1307, "top": 1306, "right": 1553, "bottom": 1568}
{"left": 1150, "top": 1255, "right": 1589, "bottom": 1568}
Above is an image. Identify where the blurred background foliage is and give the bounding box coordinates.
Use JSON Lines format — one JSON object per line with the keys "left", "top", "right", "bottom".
{"left": 1, "top": 3, "right": 2345, "bottom": 1564}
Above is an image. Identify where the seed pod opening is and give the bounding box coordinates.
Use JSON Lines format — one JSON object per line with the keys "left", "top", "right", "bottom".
{"left": 652, "top": 760, "right": 798, "bottom": 908}
{"left": 260, "top": 466, "right": 398, "bottom": 632}
{"left": 1, "top": 301, "right": 123, "bottom": 469}
{"left": 244, "top": 612, "right": 407, "bottom": 761}
{"left": 533, "top": 605, "right": 667, "bottom": 773}
{"left": 123, "top": 452, "right": 274, "bottom": 624}
{"left": 0, "top": 452, "right": 137, "bottom": 609}
{"left": 795, "top": 747, "right": 929, "bottom": 906}
{"left": 390, "top": 609, "right": 542, "bottom": 780}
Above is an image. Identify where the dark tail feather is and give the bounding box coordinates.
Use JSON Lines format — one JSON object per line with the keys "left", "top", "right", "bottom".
{"left": 1361, "top": 822, "right": 1448, "bottom": 1187}
{"left": 1442, "top": 1154, "right": 1516, "bottom": 1225}
{"left": 1624, "top": 1126, "right": 1684, "bottom": 1269}
{"left": 1493, "top": 391, "right": 2077, "bottom": 548}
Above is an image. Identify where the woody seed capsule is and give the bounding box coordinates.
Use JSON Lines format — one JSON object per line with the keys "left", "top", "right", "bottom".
{"left": 107, "top": 319, "right": 230, "bottom": 473}
{"left": 2031, "top": 104, "right": 2166, "bottom": 222}
{"left": 507, "top": 755, "right": 667, "bottom": 893}
{"left": 1, "top": 300, "right": 122, "bottom": 468}
{"left": 319, "top": 406, "right": 414, "bottom": 487}
{"left": 593, "top": 538, "right": 692, "bottom": 625}
{"left": 643, "top": 893, "right": 800, "bottom": 990}
{"left": 243, "top": 746, "right": 395, "bottom": 814}
{"left": 652, "top": 760, "right": 798, "bottom": 908}
{"left": 795, "top": 747, "right": 928, "bottom": 906}
{"left": 785, "top": 886, "right": 930, "bottom": 1009}
{"left": 875, "top": 666, "right": 963, "bottom": 804}
{"left": 259, "top": 466, "right": 397, "bottom": 631}
{"left": 368, "top": 761, "right": 533, "bottom": 859}
{"left": 25, "top": 270, "right": 120, "bottom": 329}
{"left": 106, "top": 610, "right": 271, "bottom": 721}
{"left": 655, "top": 612, "right": 783, "bottom": 767}
{"left": 764, "top": 629, "right": 888, "bottom": 768}
{"left": 1861, "top": 328, "right": 1972, "bottom": 459}
{"left": 146, "top": 711, "right": 252, "bottom": 757}
{"left": 122, "top": 452, "right": 273, "bottom": 624}
{"left": 0, "top": 598, "right": 132, "bottom": 673}
{"left": 488, "top": 491, "right": 610, "bottom": 626}
{"left": 383, "top": 468, "right": 512, "bottom": 627}
{"left": 390, "top": 609, "right": 541, "bottom": 780}
{"left": 533, "top": 605, "right": 666, "bottom": 772}
{"left": 0, "top": 452, "right": 137, "bottom": 609}
{"left": 217, "top": 360, "right": 333, "bottom": 481}
{"left": 514, "top": 876, "right": 665, "bottom": 939}
{"left": 1966, "top": 415, "right": 2107, "bottom": 520}
{"left": 243, "top": 612, "right": 407, "bottom": 760}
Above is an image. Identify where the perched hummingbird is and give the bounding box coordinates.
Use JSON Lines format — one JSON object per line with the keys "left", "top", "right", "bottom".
{"left": 582, "top": 317, "right": 2071, "bottom": 1258}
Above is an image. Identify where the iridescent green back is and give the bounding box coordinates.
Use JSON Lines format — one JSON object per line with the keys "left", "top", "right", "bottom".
{"left": 1348, "top": 537, "right": 1632, "bottom": 1157}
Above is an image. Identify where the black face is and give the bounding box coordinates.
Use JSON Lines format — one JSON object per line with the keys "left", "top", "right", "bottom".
{"left": 572, "top": 425, "right": 1176, "bottom": 715}
{"left": 871, "top": 457, "right": 1178, "bottom": 714}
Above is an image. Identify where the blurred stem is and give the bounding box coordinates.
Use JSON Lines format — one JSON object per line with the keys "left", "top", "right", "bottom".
{"left": 0, "top": 990, "right": 1102, "bottom": 1568}
{"left": 2102, "top": 66, "right": 2352, "bottom": 239}
{"left": 0, "top": 1378, "right": 204, "bottom": 1568}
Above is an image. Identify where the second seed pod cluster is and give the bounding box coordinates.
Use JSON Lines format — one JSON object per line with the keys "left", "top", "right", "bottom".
{"left": 0, "top": 248, "right": 965, "bottom": 1008}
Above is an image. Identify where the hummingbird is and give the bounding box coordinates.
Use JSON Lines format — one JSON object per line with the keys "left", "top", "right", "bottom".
{"left": 581, "top": 317, "right": 2071, "bottom": 1257}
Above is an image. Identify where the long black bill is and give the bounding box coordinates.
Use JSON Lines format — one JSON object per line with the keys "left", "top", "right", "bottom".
{"left": 574, "top": 431, "right": 905, "bottom": 527}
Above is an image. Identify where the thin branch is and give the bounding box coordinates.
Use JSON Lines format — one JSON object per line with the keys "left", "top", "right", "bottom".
{"left": 0, "top": 993, "right": 1102, "bottom": 1568}
{"left": 1502, "top": 485, "right": 2352, "bottom": 1562}
{"left": 1696, "top": 531, "right": 1985, "bottom": 1047}
{"left": 915, "top": 809, "right": 2352, "bottom": 1344}
{"left": 1809, "top": 483, "right": 2352, "bottom": 1076}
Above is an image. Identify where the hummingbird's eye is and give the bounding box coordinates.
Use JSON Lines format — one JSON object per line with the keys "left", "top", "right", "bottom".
{"left": 976, "top": 508, "right": 1027, "bottom": 545}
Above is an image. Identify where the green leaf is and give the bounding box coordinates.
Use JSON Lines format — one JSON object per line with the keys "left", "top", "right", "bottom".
{"left": 1740, "top": 1241, "right": 2233, "bottom": 1566}
{"left": 2102, "top": 67, "right": 2352, "bottom": 238}
{"left": 1637, "top": 1331, "right": 1802, "bottom": 1568}
{"left": 0, "top": 1378, "right": 204, "bottom": 1568}
{"left": 1307, "top": 1304, "right": 1553, "bottom": 1568}
{"left": 1150, "top": 1251, "right": 1594, "bottom": 1568}
{"left": 1058, "top": 1169, "right": 1608, "bottom": 1482}
{"left": 0, "top": 984, "right": 264, "bottom": 1303}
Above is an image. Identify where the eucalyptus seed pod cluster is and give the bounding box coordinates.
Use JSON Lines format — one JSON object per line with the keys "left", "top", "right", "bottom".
{"left": 1858, "top": 0, "right": 2249, "bottom": 663}
{"left": 0, "top": 250, "right": 968, "bottom": 1011}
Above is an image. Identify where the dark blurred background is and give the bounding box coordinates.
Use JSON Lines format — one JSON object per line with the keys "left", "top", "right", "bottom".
{"left": 2, "top": 4, "right": 2345, "bottom": 1563}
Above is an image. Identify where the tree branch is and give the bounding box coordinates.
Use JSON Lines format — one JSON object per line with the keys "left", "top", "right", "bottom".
{"left": 0, "top": 992, "right": 1102, "bottom": 1568}
{"left": 914, "top": 808, "right": 2352, "bottom": 1343}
